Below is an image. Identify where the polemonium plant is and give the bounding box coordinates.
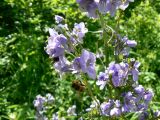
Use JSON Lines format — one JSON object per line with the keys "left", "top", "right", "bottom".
{"left": 33, "top": 0, "right": 160, "bottom": 119}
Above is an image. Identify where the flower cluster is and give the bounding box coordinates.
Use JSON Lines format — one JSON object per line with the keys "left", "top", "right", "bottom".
{"left": 33, "top": 94, "right": 54, "bottom": 120}
{"left": 100, "top": 87, "right": 153, "bottom": 116}
{"left": 94, "top": 33, "right": 153, "bottom": 119}
{"left": 33, "top": 0, "right": 159, "bottom": 119}
{"left": 76, "top": 0, "right": 134, "bottom": 18}
{"left": 45, "top": 15, "right": 96, "bottom": 79}
{"left": 114, "top": 36, "right": 137, "bottom": 57}
{"left": 96, "top": 58, "right": 140, "bottom": 89}
{"left": 73, "top": 49, "right": 96, "bottom": 79}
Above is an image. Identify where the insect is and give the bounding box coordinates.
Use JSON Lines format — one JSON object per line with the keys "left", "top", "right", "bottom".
{"left": 72, "top": 80, "right": 86, "bottom": 92}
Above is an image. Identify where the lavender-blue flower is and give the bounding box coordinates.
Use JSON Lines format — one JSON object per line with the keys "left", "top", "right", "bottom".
{"left": 79, "top": 49, "right": 96, "bottom": 79}
{"left": 76, "top": 0, "right": 98, "bottom": 18}
{"left": 96, "top": 71, "right": 109, "bottom": 90}
{"left": 55, "top": 15, "right": 64, "bottom": 23}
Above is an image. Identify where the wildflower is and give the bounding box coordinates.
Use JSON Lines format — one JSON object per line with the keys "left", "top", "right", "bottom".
{"left": 114, "top": 100, "right": 121, "bottom": 108}
{"left": 46, "top": 28, "right": 67, "bottom": 58}
{"left": 33, "top": 95, "right": 46, "bottom": 111}
{"left": 57, "top": 24, "right": 69, "bottom": 30}
{"left": 144, "top": 90, "right": 153, "bottom": 102}
{"left": 98, "top": 0, "right": 134, "bottom": 15}
{"left": 134, "top": 85, "right": 145, "bottom": 94}
{"left": 49, "top": 28, "right": 58, "bottom": 38}
{"left": 54, "top": 56, "right": 72, "bottom": 73}
{"left": 108, "top": 62, "right": 129, "bottom": 87}
{"left": 122, "top": 36, "right": 137, "bottom": 47}
{"left": 72, "top": 50, "right": 96, "bottom": 79}
{"left": 76, "top": 0, "right": 98, "bottom": 18}
{"left": 121, "top": 92, "right": 136, "bottom": 112}
{"left": 138, "top": 111, "right": 149, "bottom": 120}
{"left": 55, "top": 15, "right": 64, "bottom": 23}
{"left": 67, "top": 105, "right": 77, "bottom": 116}
{"left": 45, "top": 93, "right": 54, "bottom": 104}
{"left": 79, "top": 49, "right": 96, "bottom": 79}
{"left": 99, "top": 0, "right": 121, "bottom": 17}
{"left": 98, "top": 0, "right": 109, "bottom": 14}
{"left": 130, "top": 59, "right": 140, "bottom": 81}
{"left": 96, "top": 71, "right": 109, "bottom": 90}
{"left": 72, "top": 22, "right": 88, "bottom": 43}
{"left": 126, "top": 40, "right": 137, "bottom": 47}
{"left": 119, "top": 36, "right": 137, "bottom": 57}
{"left": 100, "top": 101, "right": 113, "bottom": 115}
{"left": 73, "top": 57, "right": 82, "bottom": 73}
{"left": 110, "top": 107, "right": 121, "bottom": 116}
{"left": 46, "top": 44, "right": 64, "bottom": 58}
{"left": 121, "top": 47, "right": 130, "bottom": 57}
{"left": 119, "top": 0, "right": 134, "bottom": 10}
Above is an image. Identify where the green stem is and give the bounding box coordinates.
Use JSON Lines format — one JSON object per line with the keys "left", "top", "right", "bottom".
{"left": 85, "top": 79, "right": 101, "bottom": 114}
{"left": 98, "top": 12, "right": 109, "bottom": 66}
{"left": 114, "top": 11, "right": 123, "bottom": 63}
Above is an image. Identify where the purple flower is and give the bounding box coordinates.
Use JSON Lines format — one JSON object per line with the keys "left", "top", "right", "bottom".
{"left": 121, "top": 47, "right": 130, "bottom": 57}
{"left": 56, "top": 34, "right": 67, "bottom": 45}
{"left": 55, "top": 15, "right": 64, "bottom": 23}
{"left": 122, "top": 36, "right": 137, "bottom": 47}
{"left": 76, "top": 0, "right": 98, "bottom": 18}
{"left": 98, "top": 0, "right": 134, "bottom": 16}
{"left": 57, "top": 24, "right": 68, "bottom": 30}
{"left": 46, "top": 28, "right": 68, "bottom": 58}
{"left": 45, "top": 93, "right": 54, "bottom": 104}
{"left": 54, "top": 56, "right": 72, "bottom": 73}
{"left": 79, "top": 49, "right": 96, "bottom": 79}
{"left": 72, "top": 22, "right": 88, "bottom": 43}
{"left": 117, "top": 36, "right": 137, "bottom": 57}
{"left": 96, "top": 71, "right": 109, "bottom": 90}
{"left": 46, "top": 45, "right": 64, "bottom": 58}
{"left": 98, "top": 0, "right": 109, "bottom": 14}
{"left": 137, "top": 103, "right": 148, "bottom": 111}
{"left": 110, "top": 107, "right": 121, "bottom": 116}
{"left": 119, "top": 0, "right": 134, "bottom": 10}
{"left": 100, "top": 100, "right": 114, "bottom": 115}
{"left": 144, "top": 90, "right": 153, "bottom": 102}
{"left": 131, "top": 60, "right": 141, "bottom": 81}
{"left": 126, "top": 40, "right": 137, "bottom": 47}
{"left": 101, "top": 99, "right": 122, "bottom": 116}
{"left": 122, "top": 92, "right": 136, "bottom": 112}
{"left": 49, "top": 28, "right": 58, "bottom": 38}
{"left": 73, "top": 57, "right": 82, "bottom": 72}
{"left": 114, "top": 100, "right": 121, "bottom": 108}
{"left": 104, "top": 0, "right": 122, "bottom": 17}
{"left": 67, "top": 105, "right": 77, "bottom": 116}
{"left": 134, "top": 85, "right": 145, "bottom": 94}
{"left": 33, "top": 95, "right": 46, "bottom": 111}
{"left": 108, "top": 62, "right": 129, "bottom": 87}
{"left": 138, "top": 111, "right": 148, "bottom": 120}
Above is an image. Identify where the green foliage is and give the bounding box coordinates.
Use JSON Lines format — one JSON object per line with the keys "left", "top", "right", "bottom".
{"left": 0, "top": 0, "right": 160, "bottom": 119}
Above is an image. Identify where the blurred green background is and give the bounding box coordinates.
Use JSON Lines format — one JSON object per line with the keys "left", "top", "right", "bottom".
{"left": 0, "top": 0, "right": 160, "bottom": 119}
